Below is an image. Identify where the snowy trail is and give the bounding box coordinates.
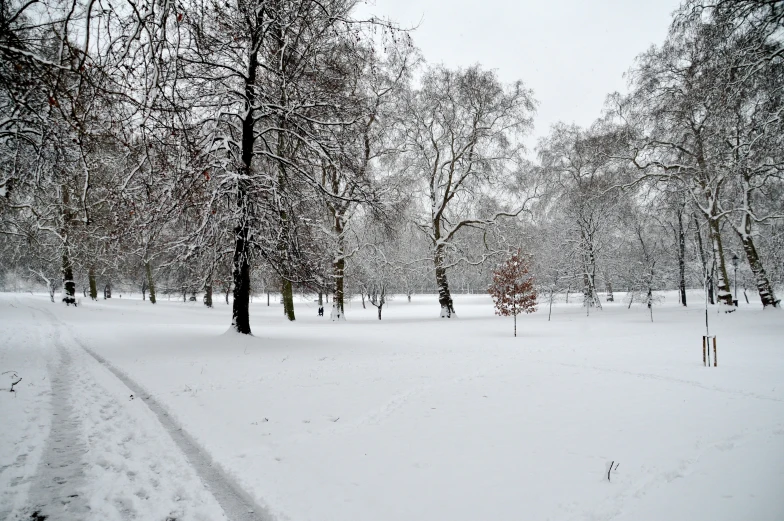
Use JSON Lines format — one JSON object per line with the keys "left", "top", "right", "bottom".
{"left": 80, "top": 345, "right": 274, "bottom": 521}
{"left": 2, "top": 298, "right": 270, "bottom": 521}
{"left": 24, "top": 309, "right": 91, "bottom": 518}
{"left": 38, "top": 303, "right": 273, "bottom": 521}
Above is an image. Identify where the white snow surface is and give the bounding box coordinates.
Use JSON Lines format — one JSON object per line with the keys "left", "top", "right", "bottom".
{"left": 1, "top": 291, "right": 783, "bottom": 521}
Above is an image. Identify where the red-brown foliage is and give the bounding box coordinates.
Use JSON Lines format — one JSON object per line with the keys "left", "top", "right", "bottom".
{"left": 488, "top": 249, "right": 537, "bottom": 336}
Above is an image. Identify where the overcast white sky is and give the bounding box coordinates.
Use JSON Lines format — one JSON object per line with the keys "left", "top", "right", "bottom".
{"left": 356, "top": 0, "right": 682, "bottom": 145}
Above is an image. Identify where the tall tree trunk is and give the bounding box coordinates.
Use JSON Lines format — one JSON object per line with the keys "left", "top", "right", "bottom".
{"left": 88, "top": 266, "right": 97, "bottom": 300}
{"left": 737, "top": 230, "right": 778, "bottom": 307}
{"left": 332, "top": 255, "right": 345, "bottom": 321}
{"left": 282, "top": 279, "right": 295, "bottom": 321}
{"left": 328, "top": 170, "right": 347, "bottom": 321}
{"left": 693, "top": 214, "right": 714, "bottom": 304}
{"left": 232, "top": 210, "right": 251, "bottom": 332}
{"left": 60, "top": 186, "right": 75, "bottom": 303}
{"left": 677, "top": 210, "right": 687, "bottom": 306}
{"left": 580, "top": 228, "right": 602, "bottom": 309}
{"left": 145, "top": 261, "right": 156, "bottom": 304}
{"left": 62, "top": 250, "right": 75, "bottom": 301}
{"left": 708, "top": 217, "right": 733, "bottom": 306}
{"left": 231, "top": 28, "right": 261, "bottom": 335}
{"left": 727, "top": 174, "right": 778, "bottom": 308}
{"left": 204, "top": 282, "right": 213, "bottom": 308}
{"left": 582, "top": 269, "right": 591, "bottom": 307}
{"left": 434, "top": 244, "right": 455, "bottom": 317}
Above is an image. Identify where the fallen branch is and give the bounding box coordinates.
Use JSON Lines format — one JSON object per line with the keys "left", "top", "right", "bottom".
{"left": 3, "top": 370, "right": 21, "bottom": 393}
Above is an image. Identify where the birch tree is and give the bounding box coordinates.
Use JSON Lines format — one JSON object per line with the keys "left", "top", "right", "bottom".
{"left": 402, "top": 65, "right": 535, "bottom": 318}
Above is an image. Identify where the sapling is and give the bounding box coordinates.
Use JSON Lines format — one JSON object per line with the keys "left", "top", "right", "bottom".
{"left": 489, "top": 250, "right": 538, "bottom": 337}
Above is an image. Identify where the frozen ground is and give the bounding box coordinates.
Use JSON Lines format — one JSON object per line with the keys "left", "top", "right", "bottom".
{"left": 1, "top": 290, "right": 783, "bottom": 521}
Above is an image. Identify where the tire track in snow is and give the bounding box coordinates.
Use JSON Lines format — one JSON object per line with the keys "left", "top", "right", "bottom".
{"left": 22, "top": 309, "right": 91, "bottom": 519}
{"left": 80, "top": 348, "right": 274, "bottom": 521}
{"left": 33, "top": 306, "right": 275, "bottom": 521}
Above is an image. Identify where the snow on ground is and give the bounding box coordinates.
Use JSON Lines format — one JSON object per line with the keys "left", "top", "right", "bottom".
{"left": 0, "top": 297, "right": 228, "bottom": 521}
{"left": 2, "top": 290, "right": 783, "bottom": 521}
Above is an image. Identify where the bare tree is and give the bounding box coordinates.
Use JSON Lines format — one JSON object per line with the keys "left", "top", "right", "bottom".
{"left": 401, "top": 65, "right": 536, "bottom": 318}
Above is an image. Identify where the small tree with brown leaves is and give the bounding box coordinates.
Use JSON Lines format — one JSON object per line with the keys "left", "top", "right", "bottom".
{"left": 489, "top": 250, "right": 537, "bottom": 337}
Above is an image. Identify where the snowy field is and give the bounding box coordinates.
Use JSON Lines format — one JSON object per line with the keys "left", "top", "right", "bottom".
{"left": 1, "top": 291, "right": 783, "bottom": 521}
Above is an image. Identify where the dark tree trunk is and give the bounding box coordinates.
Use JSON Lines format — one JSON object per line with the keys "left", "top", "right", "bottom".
{"left": 145, "top": 262, "right": 156, "bottom": 304}
{"left": 104, "top": 283, "right": 111, "bottom": 299}
{"left": 329, "top": 201, "right": 346, "bottom": 320}
{"left": 60, "top": 186, "right": 75, "bottom": 304}
{"left": 282, "top": 279, "right": 295, "bottom": 321}
{"left": 204, "top": 284, "right": 213, "bottom": 308}
{"left": 232, "top": 213, "right": 252, "bottom": 333}
{"left": 677, "top": 210, "right": 687, "bottom": 306}
{"left": 332, "top": 256, "right": 345, "bottom": 320}
{"left": 88, "top": 266, "right": 97, "bottom": 300}
{"left": 142, "top": 279, "right": 147, "bottom": 300}
{"left": 61, "top": 250, "right": 75, "bottom": 301}
{"left": 230, "top": 17, "right": 263, "bottom": 335}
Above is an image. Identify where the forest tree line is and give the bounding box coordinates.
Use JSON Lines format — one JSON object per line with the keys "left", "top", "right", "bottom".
{"left": 1, "top": 0, "right": 782, "bottom": 332}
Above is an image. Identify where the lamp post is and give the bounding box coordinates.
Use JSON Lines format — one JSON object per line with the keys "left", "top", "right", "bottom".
{"left": 731, "top": 253, "right": 739, "bottom": 306}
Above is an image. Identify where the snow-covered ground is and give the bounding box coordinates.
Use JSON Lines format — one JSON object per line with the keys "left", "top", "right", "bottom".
{"left": 1, "top": 291, "right": 783, "bottom": 521}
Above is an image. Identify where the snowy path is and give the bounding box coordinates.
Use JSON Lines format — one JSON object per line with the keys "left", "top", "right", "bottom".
{"left": 1, "top": 298, "right": 268, "bottom": 521}
{"left": 24, "top": 311, "right": 90, "bottom": 518}
{"left": 81, "top": 345, "right": 273, "bottom": 521}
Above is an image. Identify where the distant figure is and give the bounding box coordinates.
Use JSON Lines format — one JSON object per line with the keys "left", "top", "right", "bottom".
{"left": 318, "top": 306, "right": 324, "bottom": 316}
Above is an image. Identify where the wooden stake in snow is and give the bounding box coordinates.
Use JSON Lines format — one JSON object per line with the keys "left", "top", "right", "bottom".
{"left": 703, "top": 336, "right": 717, "bottom": 367}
